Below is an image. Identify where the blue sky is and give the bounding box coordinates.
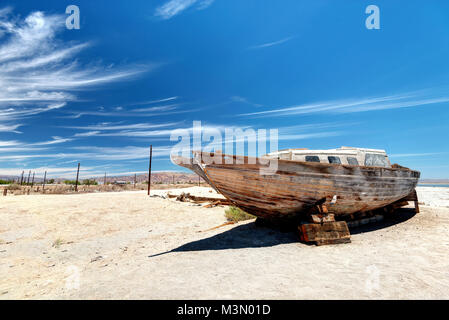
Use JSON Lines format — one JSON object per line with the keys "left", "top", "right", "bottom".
{"left": 0, "top": 0, "right": 448, "bottom": 179}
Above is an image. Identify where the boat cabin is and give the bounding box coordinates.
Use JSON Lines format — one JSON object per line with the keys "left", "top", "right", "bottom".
{"left": 266, "top": 147, "right": 391, "bottom": 168}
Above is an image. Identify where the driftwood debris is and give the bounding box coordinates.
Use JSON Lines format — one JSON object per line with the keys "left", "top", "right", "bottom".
{"left": 198, "top": 221, "right": 236, "bottom": 233}
{"left": 170, "top": 192, "right": 231, "bottom": 207}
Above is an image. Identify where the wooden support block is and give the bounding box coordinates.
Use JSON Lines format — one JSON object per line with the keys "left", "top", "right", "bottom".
{"left": 404, "top": 189, "right": 420, "bottom": 213}
{"left": 404, "top": 189, "right": 418, "bottom": 201}
{"left": 309, "top": 213, "right": 335, "bottom": 224}
{"left": 298, "top": 221, "right": 351, "bottom": 245}
{"left": 320, "top": 204, "right": 328, "bottom": 214}
{"left": 414, "top": 200, "right": 420, "bottom": 214}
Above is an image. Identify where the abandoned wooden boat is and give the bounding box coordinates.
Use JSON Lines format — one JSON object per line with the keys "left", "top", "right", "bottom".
{"left": 172, "top": 147, "right": 420, "bottom": 222}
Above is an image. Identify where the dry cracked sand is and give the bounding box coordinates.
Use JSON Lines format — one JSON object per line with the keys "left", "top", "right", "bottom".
{"left": 1, "top": 186, "right": 449, "bottom": 299}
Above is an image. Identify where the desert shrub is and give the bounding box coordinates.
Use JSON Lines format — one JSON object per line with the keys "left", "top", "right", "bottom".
{"left": 52, "top": 238, "right": 64, "bottom": 248}
{"left": 0, "top": 179, "right": 13, "bottom": 185}
{"left": 45, "top": 185, "right": 71, "bottom": 194}
{"left": 225, "top": 206, "right": 255, "bottom": 222}
{"left": 82, "top": 179, "right": 98, "bottom": 185}
{"left": 64, "top": 180, "right": 77, "bottom": 185}
{"left": 7, "top": 183, "right": 21, "bottom": 190}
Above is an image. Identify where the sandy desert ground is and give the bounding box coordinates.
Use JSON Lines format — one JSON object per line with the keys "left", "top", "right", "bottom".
{"left": 1, "top": 186, "right": 449, "bottom": 299}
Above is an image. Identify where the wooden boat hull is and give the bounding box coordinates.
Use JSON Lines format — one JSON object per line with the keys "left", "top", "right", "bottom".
{"left": 175, "top": 153, "right": 420, "bottom": 219}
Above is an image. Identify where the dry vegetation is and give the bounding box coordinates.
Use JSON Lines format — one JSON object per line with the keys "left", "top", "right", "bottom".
{"left": 225, "top": 206, "right": 256, "bottom": 222}
{"left": 0, "top": 183, "right": 202, "bottom": 196}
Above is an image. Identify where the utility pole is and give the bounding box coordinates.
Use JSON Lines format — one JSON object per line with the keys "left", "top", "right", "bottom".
{"left": 134, "top": 173, "right": 137, "bottom": 187}
{"left": 147, "top": 145, "right": 152, "bottom": 196}
{"left": 104, "top": 172, "right": 107, "bottom": 186}
{"left": 31, "top": 172, "right": 35, "bottom": 187}
{"left": 27, "top": 170, "right": 31, "bottom": 184}
{"left": 20, "top": 171, "right": 24, "bottom": 185}
{"left": 75, "top": 163, "right": 80, "bottom": 192}
{"left": 42, "top": 171, "right": 47, "bottom": 193}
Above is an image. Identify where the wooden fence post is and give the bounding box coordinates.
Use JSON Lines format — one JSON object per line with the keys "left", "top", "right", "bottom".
{"left": 147, "top": 145, "right": 152, "bottom": 196}
{"left": 75, "top": 163, "right": 80, "bottom": 192}
{"left": 42, "top": 171, "right": 47, "bottom": 194}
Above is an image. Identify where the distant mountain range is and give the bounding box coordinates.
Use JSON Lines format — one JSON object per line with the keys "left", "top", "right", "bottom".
{"left": 419, "top": 179, "right": 449, "bottom": 184}
{"left": 0, "top": 172, "right": 204, "bottom": 184}
{"left": 101, "top": 172, "right": 204, "bottom": 184}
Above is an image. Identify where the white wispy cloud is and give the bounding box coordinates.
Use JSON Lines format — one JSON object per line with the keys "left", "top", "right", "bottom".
{"left": 65, "top": 122, "right": 180, "bottom": 131}
{"left": 0, "top": 8, "right": 150, "bottom": 132}
{"left": 0, "top": 123, "right": 22, "bottom": 132}
{"left": 69, "top": 145, "right": 173, "bottom": 161}
{"left": 155, "top": 0, "right": 215, "bottom": 20}
{"left": 248, "top": 36, "right": 295, "bottom": 50}
{"left": 0, "top": 136, "right": 75, "bottom": 153}
{"left": 29, "top": 136, "right": 73, "bottom": 146}
{"left": 240, "top": 90, "right": 449, "bottom": 117}
{"left": 230, "top": 96, "right": 263, "bottom": 107}
{"left": 130, "top": 96, "right": 178, "bottom": 105}
{"left": 0, "top": 146, "right": 49, "bottom": 153}
{"left": 130, "top": 103, "right": 181, "bottom": 113}
{"left": 90, "top": 124, "right": 248, "bottom": 138}
{"left": 73, "top": 131, "right": 101, "bottom": 138}
{"left": 67, "top": 122, "right": 344, "bottom": 144}
{"left": 60, "top": 100, "right": 194, "bottom": 119}
{"left": 0, "top": 140, "right": 19, "bottom": 147}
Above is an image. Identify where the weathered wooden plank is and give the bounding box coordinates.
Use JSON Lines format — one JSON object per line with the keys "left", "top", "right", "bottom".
{"left": 346, "top": 215, "right": 383, "bottom": 228}
{"left": 309, "top": 213, "right": 335, "bottom": 224}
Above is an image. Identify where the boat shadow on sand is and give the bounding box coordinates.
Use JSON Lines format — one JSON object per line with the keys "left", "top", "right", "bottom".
{"left": 348, "top": 207, "right": 417, "bottom": 235}
{"left": 148, "top": 208, "right": 417, "bottom": 257}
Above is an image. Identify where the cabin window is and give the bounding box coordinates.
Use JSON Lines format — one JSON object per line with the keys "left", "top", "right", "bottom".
{"left": 328, "top": 156, "right": 341, "bottom": 164}
{"left": 347, "top": 157, "right": 359, "bottom": 165}
{"left": 365, "top": 153, "right": 389, "bottom": 167}
{"left": 305, "top": 156, "right": 320, "bottom": 163}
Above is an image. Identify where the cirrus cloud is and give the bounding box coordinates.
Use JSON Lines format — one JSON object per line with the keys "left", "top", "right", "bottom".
{"left": 155, "top": 0, "right": 215, "bottom": 20}
{"left": 0, "top": 8, "right": 151, "bottom": 132}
